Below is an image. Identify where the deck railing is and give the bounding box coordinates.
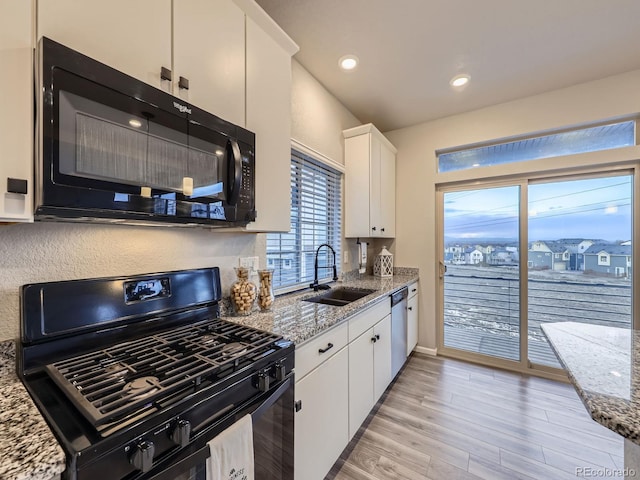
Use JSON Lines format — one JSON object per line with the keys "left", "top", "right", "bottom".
{"left": 443, "top": 270, "right": 632, "bottom": 366}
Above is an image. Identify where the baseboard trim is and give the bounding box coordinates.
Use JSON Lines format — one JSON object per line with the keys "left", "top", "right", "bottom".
{"left": 414, "top": 346, "right": 437, "bottom": 356}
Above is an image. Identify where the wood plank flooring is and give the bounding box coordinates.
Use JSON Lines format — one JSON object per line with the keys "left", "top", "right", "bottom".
{"left": 327, "top": 354, "right": 624, "bottom": 480}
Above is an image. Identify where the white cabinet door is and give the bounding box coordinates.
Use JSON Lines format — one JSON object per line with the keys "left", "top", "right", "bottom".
{"left": 407, "top": 288, "right": 419, "bottom": 356}
{"left": 244, "top": 16, "right": 293, "bottom": 232}
{"left": 0, "top": 0, "right": 33, "bottom": 221}
{"left": 348, "top": 328, "right": 375, "bottom": 439}
{"left": 37, "top": 0, "right": 171, "bottom": 88}
{"left": 373, "top": 314, "right": 392, "bottom": 401}
{"left": 379, "top": 143, "right": 396, "bottom": 237}
{"left": 369, "top": 134, "right": 382, "bottom": 236}
{"left": 344, "top": 133, "right": 371, "bottom": 238}
{"left": 344, "top": 124, "right": 396, "bottom": 238}
{"left": 173, "top": 0, "right": 245, "bottom": 125}
{"left": 295, "top": 347, "right": 349, "bottom": 480}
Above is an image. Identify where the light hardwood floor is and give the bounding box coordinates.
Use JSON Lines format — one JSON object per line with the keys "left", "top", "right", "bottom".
{"left": 327, "top": 353, "right": 624, "bottom": 480}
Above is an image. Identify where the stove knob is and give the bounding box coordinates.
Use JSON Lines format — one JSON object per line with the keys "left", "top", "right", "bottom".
{"left": 257, "top": 371, "right": 270, "bottom": 392}
{"left": 129, "top": 439, "right": 155, "bottom": 473}
{"left": 170, "top": 419, "right": 191, "bottom": 447}
{"left": 274, "top": 362, "right": 286, "bottom": 382}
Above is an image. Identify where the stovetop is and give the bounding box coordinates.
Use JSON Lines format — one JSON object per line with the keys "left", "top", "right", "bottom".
{"left": 45, "top": 318, "right": 283, "bottom": 431}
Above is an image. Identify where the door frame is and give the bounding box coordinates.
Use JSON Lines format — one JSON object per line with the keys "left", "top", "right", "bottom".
{"left": 435, "top": 165, "right": 639, "bottom": 380}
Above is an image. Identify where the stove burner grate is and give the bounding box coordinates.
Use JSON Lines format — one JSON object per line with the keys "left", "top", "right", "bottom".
{"left": 44, "top": 318, "right": 281, "bottom": 426}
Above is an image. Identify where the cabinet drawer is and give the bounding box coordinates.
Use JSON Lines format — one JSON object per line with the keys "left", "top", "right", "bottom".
{"left": 348, "top": 299, "right": 390, "bottom": 342}
{"left": 408, "top": 281, "right": 419, "bottom": 299}
{"left": 295, "top": 321, "right": 348, "bottom": 381}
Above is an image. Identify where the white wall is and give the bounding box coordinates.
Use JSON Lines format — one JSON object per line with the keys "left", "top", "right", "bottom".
{"left": 291, "top": 60, "right": 361, "bottom": 165}
{"left": 386, "top": 68, "right": 640, "bottom": 351}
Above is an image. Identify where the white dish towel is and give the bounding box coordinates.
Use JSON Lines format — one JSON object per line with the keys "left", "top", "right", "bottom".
{"left": 206, "top": 414, "right": 254, "bottom": 480}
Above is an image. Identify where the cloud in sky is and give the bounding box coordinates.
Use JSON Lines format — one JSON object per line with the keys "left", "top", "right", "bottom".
{"left": 444, "top": 176, "right": 632, "bottom": 242}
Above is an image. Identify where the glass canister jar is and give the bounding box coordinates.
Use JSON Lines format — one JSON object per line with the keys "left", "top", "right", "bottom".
{"left": 230, "top": 266, "right": 257, "bottom": 315}
{"left": 257, "top": 269, "right": 275, "bottom": 311}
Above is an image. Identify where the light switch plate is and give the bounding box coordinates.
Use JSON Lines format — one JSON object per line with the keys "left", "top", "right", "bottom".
{"left": 239, "top": 256, "right": 259, "bottom": 275}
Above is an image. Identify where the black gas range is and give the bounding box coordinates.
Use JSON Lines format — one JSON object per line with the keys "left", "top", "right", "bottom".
{"left": 17, "top": 267, "right": 294, "bottom": 480}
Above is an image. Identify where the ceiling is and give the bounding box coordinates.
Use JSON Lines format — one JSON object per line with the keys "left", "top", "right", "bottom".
{"left": 255, "top": 0, "right": 640, "bottom": 132}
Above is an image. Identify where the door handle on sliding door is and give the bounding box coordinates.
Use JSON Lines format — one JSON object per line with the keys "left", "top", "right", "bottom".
{"left": 439, "top": 261, "right": 447, "bottom": 279}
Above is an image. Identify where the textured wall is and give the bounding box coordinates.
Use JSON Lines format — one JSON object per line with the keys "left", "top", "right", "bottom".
{"left": 0, "top": 222, "right": 264, "bottom": 341}
{"left": 291, "top": 60, "right": 361, "bottom": 166}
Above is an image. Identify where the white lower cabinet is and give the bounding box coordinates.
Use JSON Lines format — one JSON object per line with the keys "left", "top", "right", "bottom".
{"left": 294, "top": 346, "right": 349, "bottom": 480}
{"left": 348, "top": 314, "right": 391, "bottom": 439}
{"left": 294, "top": 298, "right": 399, "bottom": 479}
{"left": 407, "top": 281, "right": 419, "bottom": 356}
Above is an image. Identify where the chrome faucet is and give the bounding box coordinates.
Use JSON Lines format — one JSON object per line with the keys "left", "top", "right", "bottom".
{"left": 310, "top": 243, "right": 338, "bottom": 291}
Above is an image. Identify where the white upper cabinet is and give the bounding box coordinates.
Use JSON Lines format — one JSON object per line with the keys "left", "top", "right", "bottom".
{"left": 244, "top": 16, "right": 294, "bottom": 232}
{"left": 173, "top": 0, "right": 245, "bottom": 126}
{"left": 239, "top": 0, "right": 298, "bottom": 232}
{"left": 0, "top": 0, "right": 33, "bottom": 221}
{"left": 37, "top": 0, "right": 172, "bottom": 88}
{"left": 344, "top": 124, "right": 397, "bottom": 238}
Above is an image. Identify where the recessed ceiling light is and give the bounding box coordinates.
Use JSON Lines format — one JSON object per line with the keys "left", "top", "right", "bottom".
{"left": 339, "top": 55, "right": 359, "bottom": 71}
{"left": 450, "top": 74, "right": 470, "bottom": 87}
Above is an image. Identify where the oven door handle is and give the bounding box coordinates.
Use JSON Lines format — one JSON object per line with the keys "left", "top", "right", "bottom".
{"left": 251, "top": 376, "right": 293, "bottom": 424}
{"left": 144, "top": 446, "right": 210, "bottom": 480}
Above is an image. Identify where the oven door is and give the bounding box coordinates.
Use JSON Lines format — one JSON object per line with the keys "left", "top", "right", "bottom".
{"left": 140, "top": 376, "right": 294, "bottom": 480}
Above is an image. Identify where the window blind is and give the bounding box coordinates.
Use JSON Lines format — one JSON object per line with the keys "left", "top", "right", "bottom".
{"left": 266, "top": 149, "right": 342, "bottom": 291}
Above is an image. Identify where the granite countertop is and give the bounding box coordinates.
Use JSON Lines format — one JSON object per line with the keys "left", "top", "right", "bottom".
{"left": 0, "top": 341, "right": 66, "bottom": 480}
{"left": 223, "top": 268, "right": 419, "bottom": 345}
{"left": 542, "top": 322, "right": 640, "bottom": 444}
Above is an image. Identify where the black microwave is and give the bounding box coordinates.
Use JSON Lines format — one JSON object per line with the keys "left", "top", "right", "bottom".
{"left": 35, "top": 37, "right": 256, "bottom": 227}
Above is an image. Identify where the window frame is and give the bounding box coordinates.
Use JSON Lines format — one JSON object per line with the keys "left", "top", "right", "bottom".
{"left": 266, "top": 143, "right": 344, "bottom": 294}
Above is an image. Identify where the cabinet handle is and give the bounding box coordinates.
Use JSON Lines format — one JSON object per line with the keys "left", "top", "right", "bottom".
{"left": 371, "top": 226, "right": 377, "bottom": 231}
{"left": 178, "top": 76, "right": 190, "bottom": 90}
{"left": 295, "top": 400, "right": 302, "bottom": 412}
{"left": 408, "top": 306, "right": 413, "bottom": 311}
{"left": 381, "top": 227, "right": 385, "bottom": 232}
{"left": 412, "top": 288, "right": 417, "bottom": 293}
{"left": 371, "top": 336, "right": 377, "bottom": 343}
{"left": 318, "top": 343, "right": 334, "bottom": 354}
{"left": 376, "top": 334, "right": 380, "bottom": 340}
{"left": 160, "top": 66, "right": 172, "bottom": 81}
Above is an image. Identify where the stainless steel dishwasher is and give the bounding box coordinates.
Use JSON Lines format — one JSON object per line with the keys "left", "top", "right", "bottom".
{"left": 391, "top": 286, "right": 409, "bottom": 378}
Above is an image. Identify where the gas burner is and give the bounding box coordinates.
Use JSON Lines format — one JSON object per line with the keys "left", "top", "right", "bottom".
{"left": 221, "top": 342, "right": 248, "bottom": 359}
{"left": 200, "top": 334, "right": 221, "bottom": 346}
{"left": 122, "top": 376, "right": 161, "bottom": 401}
{"left": 103, "top": 363, "right": 129, "bottom": 377}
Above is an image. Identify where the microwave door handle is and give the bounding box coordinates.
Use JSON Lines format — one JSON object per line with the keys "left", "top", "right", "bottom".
{"left": 227, "top": 139, "right": 242, "bottom": 206}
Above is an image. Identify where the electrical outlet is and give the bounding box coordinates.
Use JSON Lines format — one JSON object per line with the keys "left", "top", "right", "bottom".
{"left": 343, "top": 250, "right": 349, "bottom": 264}
{"left": 239, "top": 256, "right": 259, "bottom": 275}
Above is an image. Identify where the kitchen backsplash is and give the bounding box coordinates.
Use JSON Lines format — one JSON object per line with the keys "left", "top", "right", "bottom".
{"left": 0, "top": 222, "right": 265, "bottom": 342}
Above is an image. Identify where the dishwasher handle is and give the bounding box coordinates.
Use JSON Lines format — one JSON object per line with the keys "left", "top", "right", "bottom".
{"left": 390, "top": 287, "right": 408, "bottom": 307}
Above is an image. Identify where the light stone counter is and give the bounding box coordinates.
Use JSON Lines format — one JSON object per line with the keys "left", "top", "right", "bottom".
{"left": 222, "top": 269, "right": 419, "bottom": 345}
{"left": 542, "top": 322, "right": 640, "bottom": 477}
{"left": 0, "top": 341, "right": 66, "bottom": 480}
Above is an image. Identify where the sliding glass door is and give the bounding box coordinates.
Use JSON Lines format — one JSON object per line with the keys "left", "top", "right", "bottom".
{"left": 439, "top": 173, "right": 633, "bottom": 373}
{"left": 442, "top": 185, "right": 521, "bottom": 362}
{"left": 527, "top": 175, "right": 633, "bottom": 368}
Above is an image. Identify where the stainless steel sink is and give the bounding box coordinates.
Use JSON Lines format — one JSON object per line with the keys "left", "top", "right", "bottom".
{"left": 304, "top": 287, "right": 376, "bottom": 307}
